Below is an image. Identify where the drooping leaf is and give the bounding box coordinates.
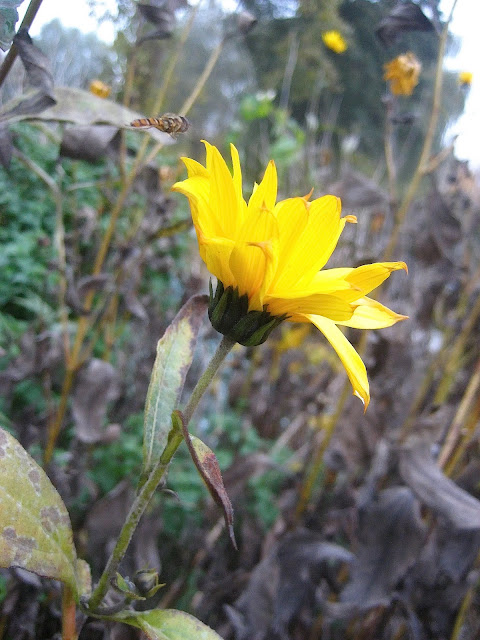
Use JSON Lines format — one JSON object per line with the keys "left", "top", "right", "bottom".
{"left": 399, "top": 442, "right": 480, "bottom": 529}
{"left": 111, "top": 608, "right": 224, "bottom": 640}
{"left": 376, "top": 1, "right": 434, "bottom": 47}
{"left": 0, "top": 427, "right": 90, "bottom": 600}
{"left": 0, "top": 87, "right": 174, "bottom": 145}
{"left": 13, "top": 29, "right": 54, "bottom": 93}
{"left": 173, "top": 410, "right": 236, "bottom": 549}
{"left": 141, "top": 296, "right": 208, "bottom": 483}
{"left": 59, "top": 125, "right": 120, "bottom": 162}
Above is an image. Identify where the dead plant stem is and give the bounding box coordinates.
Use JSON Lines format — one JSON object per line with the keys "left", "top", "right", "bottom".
{"left": 383, "top": 1, "right": 457, "bottom": 261}
{"left": 438, "top": 356, "right": 480, "bottom": 469}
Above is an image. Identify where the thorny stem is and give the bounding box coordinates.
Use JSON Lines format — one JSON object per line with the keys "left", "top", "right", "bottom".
{"left": 383, "top": 0, "right": 458, "bottom": 261}
{"left": 87, "top": 335, "right": 235, "bottom": 612}
{"left": 0, "top": 0, "right": 44, "bottom": 87}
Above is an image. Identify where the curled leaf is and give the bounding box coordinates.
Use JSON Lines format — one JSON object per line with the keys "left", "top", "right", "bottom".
{"left": 173, "top": 410, "right": 237, "bottom": 549}
{"left": 399, "top": 441, "right": 480, "bottom": 529}
{"left": 13, "top": 29, "right": 54, "bottom": 93}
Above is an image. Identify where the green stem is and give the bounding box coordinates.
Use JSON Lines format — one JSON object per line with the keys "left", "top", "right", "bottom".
{"left": 182, "top": 336, "right": 236, "bottom": 425}
{"left": 87, "top": 334, "right": 235, "bottom": 612}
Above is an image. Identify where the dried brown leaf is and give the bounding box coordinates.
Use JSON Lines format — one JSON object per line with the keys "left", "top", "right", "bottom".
{"left": 399, "top": 442, "right": 480, "bottom": 529}
{"left": 71, "top": 359, "right": 120, "bottom": 444}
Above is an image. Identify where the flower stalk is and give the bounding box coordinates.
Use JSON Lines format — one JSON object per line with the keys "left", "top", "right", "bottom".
{"left": 87, "top": 335, "right": 235, "bottom": 612}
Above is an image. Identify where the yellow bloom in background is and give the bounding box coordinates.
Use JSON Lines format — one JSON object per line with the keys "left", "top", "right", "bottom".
{"left": 322, "top": 30, "right": 347, "bottom": 54}
{"left": 89, "top": 79, "right": 111, "bottom": 99}
{"left": 384, "top": 52, "right": 421, "bottom": 96}
{"left": 172, "top": 142, "right": 407, "bottom": 408}
{"left": 458, "top": 71, "right": 473, "bottom": 87}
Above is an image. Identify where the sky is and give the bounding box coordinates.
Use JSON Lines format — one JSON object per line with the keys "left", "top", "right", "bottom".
{"left": 16, "top": 0, "right": 480, "bottom": 168}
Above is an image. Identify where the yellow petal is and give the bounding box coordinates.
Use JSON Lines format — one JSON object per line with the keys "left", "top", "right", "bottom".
{"left": 343, "top": 261, "right": 408, "bottom": 301}
{"left": 202, "top": 140, "right": 239, "bottom": 239}
{"left": 274, "top": 196, "right": 353, "bottom": 290}
{"left": 230, "top": 144, "right": 247, "bottom": 227}
{"left": 229, "top": 205, "right": 279, "bottom": 309}
{"left": 248, "top": 160, "right": 278, "bottom": 213}
{"left": 307, "top": 314, "right": 370, "bottom": 409}
{"left": 172, "top": 175, "right": 221, "bottom": 237}
{"left": 181, "top": 156, "right": 209, "bottom": 179}
{"left": 266, "top": 294, "right": 354, "bottom": 322}
{"left": 268, "top": 197, "right": 309, "bottom": 289}
{"left": 200, "top": 235, "right": 236, "bottom": 289}
{"left": 337, "top": 296, "right": 408, "bottom": 329}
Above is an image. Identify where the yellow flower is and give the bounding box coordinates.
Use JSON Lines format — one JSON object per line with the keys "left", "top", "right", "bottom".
{"left": 322, "top": 30, "right": 347, "bottom": 54}
{"left": 172, "top": 142, "right": 407, "bottom": 408}
{"left": 384, "top": 52, "right": 421, "bottom": 96}
{"left": 89, "top": 79, "right": 111, "bottom": 99}
{"left": 458, "top": 71, "right": 473, "bottom": 87}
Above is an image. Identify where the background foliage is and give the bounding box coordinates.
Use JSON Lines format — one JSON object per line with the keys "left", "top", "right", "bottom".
{"left": 1, "top": 0, "right": 480, "bottom": 638}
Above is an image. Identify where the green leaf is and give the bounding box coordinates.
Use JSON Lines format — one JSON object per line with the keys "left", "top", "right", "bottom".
{"left": 141, "top": 296, "right": 208, "bottom": 483}
{"left": 0, "top": 427, "right": 90, "bottom": 600}
{"left": 112, "top": 608, "right": 224, "bottom": 640}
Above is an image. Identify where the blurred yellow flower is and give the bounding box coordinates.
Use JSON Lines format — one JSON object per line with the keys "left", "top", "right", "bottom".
{"left": 172, "top": 142, "right": 407, "bottom": 408}
{"left": 89, "top": 79, "right": 111, "bottom": 99}
{"left": 322, "top": 30, "right": 347, "bottom": 54}
{"left": 384, "top": 52, "right": 421, "bottom": 96}
{"left": 458, "top": 71, "right": 473, "bottom": 87}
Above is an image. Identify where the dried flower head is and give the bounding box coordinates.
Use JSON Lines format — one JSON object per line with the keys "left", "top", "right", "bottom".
{"left": 89, "top": 80, "right": 111, "bottom": 99}
{"left": 384, "top": 52, "right": 421, "bottom": 96}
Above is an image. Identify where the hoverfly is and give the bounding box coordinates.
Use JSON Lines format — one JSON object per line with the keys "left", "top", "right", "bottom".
{"left": 128, "top": 113, "right": 190, "bottom": 138}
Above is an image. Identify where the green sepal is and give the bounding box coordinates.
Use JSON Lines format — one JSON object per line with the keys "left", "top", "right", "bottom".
{"left": 208, "top": 281, "right": 286, "bottom": 346}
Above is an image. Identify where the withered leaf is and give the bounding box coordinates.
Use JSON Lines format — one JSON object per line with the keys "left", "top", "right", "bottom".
{"left": 376, "top": 1, "right": 434, "bottom": 47}
{"left": 59, "top": 125, "right": 120, "bottom": 162}
{"left": 13, "top": 29, "right": 54, "bottom": 94}
{"left": 340, "top": 487, "right": 426, "bottom": 610}
{"left": 72, "top": 359, "right": 120, "bottom": 444}
{"left": 0, "top": 87, "right": 174, "bottom": 145}
{"left": 399, "top": 442, "right": 480, "bottom": 529}
{"left": 173, "top": 410, "right": 237, "bottom": 549}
